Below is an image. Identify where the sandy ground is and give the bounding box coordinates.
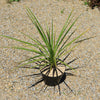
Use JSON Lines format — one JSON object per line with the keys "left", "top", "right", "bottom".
{"left": 0, "top": 0, "right": 100, "bottom": 100}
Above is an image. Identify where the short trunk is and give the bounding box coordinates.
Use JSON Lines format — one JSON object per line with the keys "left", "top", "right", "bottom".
{"left": 40, "top": 65, "right": 65, "bottom": 86}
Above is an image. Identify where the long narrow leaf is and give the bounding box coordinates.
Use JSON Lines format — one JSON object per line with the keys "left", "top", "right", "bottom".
{"left": 0, "top": 35, "right": 37, "bottom": 47}
{"left": 18, "top": 58, "right": 47, "bottom": 68}
{"left": 1, "top": 46, "right": 42, "bottom": 54}
{"left": 46, "top": 25, "right": 51, "bottom": 44}
{"left": 40, "top": 63, "right": 50, "bottom": 70}
{"left": 20, "top": 32, "right": 37, "bottom": 43}
{"left": 26, "top": 8, "right": 45, "bottom": 37}
{"left": 26, "top": 10, "right": 46, "bottom": 43}
{"left": 35, "top": 39, "right": 49, "bottom": 55}
{"left": 56, "top": 14, "right": 81, "bottom": 52}
{"left": 58, "top": 60, "right": 74, "bottom": 70}
{"left": 55, "top": 9, "right": 74, "bottom": 50}
{"left": 21, "top": 31, "right": 48, "bottom": 55}
{"left": 60, "top": 28, "right": 90, "bottom": 52}
{"left": 51, "top": 19, "right": 54, "bottom": 47}
{"left": 26, "top": 9, "right": 52, "bottom": 55}
{"left": 26, "top": 8, "right": 49, "bottom": 47}
{"left": 18, "top": 55, "right": 43, "bottom": 64}
{"left": 58, "top": 44, "right": 79, "bottom": 58}
{"left": 57, "top": 27, "right": 78, "bottom": 56}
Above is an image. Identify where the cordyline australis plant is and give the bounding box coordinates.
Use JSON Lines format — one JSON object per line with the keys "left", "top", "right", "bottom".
{"left": 0, "top": 8, "right": 89, "bottom": 71}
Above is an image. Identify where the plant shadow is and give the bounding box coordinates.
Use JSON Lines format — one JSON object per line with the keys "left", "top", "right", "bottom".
{"left": 20, "top": 36, "right": 94, "bottom": 95}
{"left": 20, "top": 53, "right": 83, "bottom": 95}
{"left": 26, "top": 71, "right": 77, "bottom": 95}
{"left": 75, "top": 36, "right": 96, "bottom": 43}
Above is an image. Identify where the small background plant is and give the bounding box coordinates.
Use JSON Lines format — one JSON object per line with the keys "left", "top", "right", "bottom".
{"left": 61, "top": 8, "right": 65, "bottom": 14}
{"left": 88, "top": 0, "right": 100, "bottom": 9}
{"left": 84, "top": 0, "right": 89, "bottom": 5}
{"left": 7, "top": 0, "right": 20, "bottom": 3}
{"left": 82, "top": 0, "right": 100, "bottom": 9}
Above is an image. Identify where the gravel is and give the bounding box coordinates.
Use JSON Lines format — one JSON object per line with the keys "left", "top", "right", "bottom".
{"left": 0, "top": 0, "right": 100, "bottom": 100}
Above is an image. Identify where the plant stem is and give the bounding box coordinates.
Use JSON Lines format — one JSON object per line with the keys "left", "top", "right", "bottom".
{"left": 52, "top": 56, "right": 57, "bottom": 68}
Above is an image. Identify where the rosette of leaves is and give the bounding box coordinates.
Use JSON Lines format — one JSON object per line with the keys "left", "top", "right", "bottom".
{"left": 0, "top": 8, "right": 89, "bottom": 73}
